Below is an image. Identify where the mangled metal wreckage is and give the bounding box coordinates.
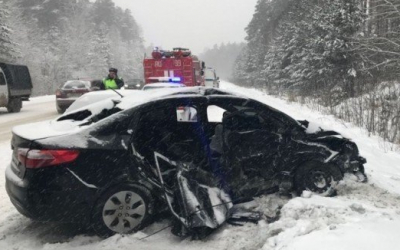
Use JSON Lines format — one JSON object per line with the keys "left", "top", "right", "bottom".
{"left": 152, "top": 152, "right": 234, "bottom": 238}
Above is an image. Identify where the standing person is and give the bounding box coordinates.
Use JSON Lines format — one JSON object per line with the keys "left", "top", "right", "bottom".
{"left": 101, "top": 68, "right": 124, "bottom": 90}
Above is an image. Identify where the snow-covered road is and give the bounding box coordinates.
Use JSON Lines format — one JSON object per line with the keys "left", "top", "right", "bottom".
{"left": 1, "top": 82, "right": 400, "bottom": 250}
{"left": 0, "top": 96, "right": 58, "bottom": 142}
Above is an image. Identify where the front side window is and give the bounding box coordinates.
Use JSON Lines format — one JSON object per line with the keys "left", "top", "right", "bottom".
{"left": 207, "top": 105, "right": 227, "bottom": 123}
{"left": 208, "top": 97, "right": 290, "bottom": 133}
{"left": 0, "top": 72, "right": 6, "bottom": 86}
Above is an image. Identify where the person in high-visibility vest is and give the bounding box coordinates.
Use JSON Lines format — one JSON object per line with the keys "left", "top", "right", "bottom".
{"left": 101, "top": 68, "right": 124, "bottom": 90}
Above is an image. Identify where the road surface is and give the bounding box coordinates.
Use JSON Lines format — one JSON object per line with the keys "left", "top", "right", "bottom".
{"left": 0, "top": 96, "right": 58, "bottom": 142}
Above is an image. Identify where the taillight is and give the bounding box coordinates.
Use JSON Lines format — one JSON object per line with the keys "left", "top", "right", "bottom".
{"left": 18, "top": 148, "right": 79, "bottom": 169}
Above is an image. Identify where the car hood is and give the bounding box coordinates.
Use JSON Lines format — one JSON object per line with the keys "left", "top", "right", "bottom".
{"left": 293, "top": 120, "right": 356, "bottom": 153}
{"left": 302, "top": 128, "right": 356, "bottom": 154}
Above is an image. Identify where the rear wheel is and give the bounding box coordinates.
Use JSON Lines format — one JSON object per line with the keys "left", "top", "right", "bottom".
{"left": 295, "top": 162, "right": 341, "bottom": 197}
{"left": 7, "top": 98, "right": 22, "bottom": 113}
{"left": 91, "top": 184, "right": 154, "bottom": 237}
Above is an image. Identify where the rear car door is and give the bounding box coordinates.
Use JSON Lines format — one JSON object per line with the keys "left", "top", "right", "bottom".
{"left": 131, "top": 97, "right": 207, "bottom": 188}
{"left": 132, "top": 97, "right": 207, "bottom": 163}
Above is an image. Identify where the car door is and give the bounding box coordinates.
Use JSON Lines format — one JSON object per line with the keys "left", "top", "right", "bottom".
{"left": 167, "top": 96, "right": 208, "bottom": 163}
{"left": 206, "top": 97, "right": 287, "bottom": 193}
{"left": 132, "top": 97, "right": 207, "bottom": 160}
{"left": 223, "top": 107, "right": 283, "bottom": 180}
{"left": 131, "top": 97, "right": 207, "bottom": 187}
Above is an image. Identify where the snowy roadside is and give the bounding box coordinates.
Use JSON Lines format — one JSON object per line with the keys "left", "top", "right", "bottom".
{"left": 27, "top": 95, "right": 55, "bottom": 104}
{"left": 0, "top": 95, "right": 58, "bottom": 142}
{"left": 0, "top": 82, "right": 400, "bottom": 250}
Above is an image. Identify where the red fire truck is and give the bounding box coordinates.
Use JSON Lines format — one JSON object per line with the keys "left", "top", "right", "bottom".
{"left": 143, "top": 47, "right": 205, "bottom": 86}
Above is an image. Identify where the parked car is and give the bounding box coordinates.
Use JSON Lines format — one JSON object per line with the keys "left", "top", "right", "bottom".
{"left": 55, "top": 80, "right": 99, "bottom": 113}
{"left": 142, "top": 82, "right": 186, "bottom": 91}
{"left": 124, "top": 79, "right": 144, "bottom": 89}
{"left": 5, "top": 87, "right": 367, "bottom": 238}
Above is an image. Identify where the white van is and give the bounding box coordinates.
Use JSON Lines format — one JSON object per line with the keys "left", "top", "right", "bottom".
{"left": 204, "top": 68, "right": 220, "bottom": 88}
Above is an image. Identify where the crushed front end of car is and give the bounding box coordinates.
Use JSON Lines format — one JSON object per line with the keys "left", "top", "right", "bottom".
{"left": 304, "top": 128, "right": 368, "bottom": 182}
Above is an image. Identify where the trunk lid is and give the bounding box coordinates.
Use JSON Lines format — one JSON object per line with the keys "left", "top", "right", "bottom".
{"left": 12, "top": 120, "right": 81, "bottom": 141}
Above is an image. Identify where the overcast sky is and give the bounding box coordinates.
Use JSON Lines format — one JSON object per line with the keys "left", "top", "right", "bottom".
{"left": 112, "top": 0, "right": 258, "bottom": 54}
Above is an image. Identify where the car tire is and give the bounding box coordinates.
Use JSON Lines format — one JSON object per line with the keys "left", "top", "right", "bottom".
{"left": 294, "top": 162, "right": 342, "bottom": 197}
{"left": 7, "top": 98, "right": 22, "bottom": 113}
{"left": 91, "top": 184, "right": 154, "bottom": 238}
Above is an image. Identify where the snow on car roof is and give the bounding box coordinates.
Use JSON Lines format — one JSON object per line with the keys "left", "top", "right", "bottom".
{"left": 71, "top": 87, "right": 248, "bottom": 121}
{"left": 12, "top": 87, "right": 247, "bottom": 141}
{"left": 65, "top": 89, "right": 142, "bottom": 112}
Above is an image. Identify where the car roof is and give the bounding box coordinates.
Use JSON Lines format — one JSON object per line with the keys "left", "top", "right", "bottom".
{"left": 65, "top": 89, "right": 142, "bottom": 112}
{"left": 65, "top": 87, "right": 243, "bottom": 117}
{"left": 12, "top": 87, "right": 247, "bottom": 141}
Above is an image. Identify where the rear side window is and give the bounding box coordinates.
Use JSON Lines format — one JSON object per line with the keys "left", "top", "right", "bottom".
{"left": 63, "top": 81, "right": 89, "bottom": 89}
{"left": 176, "top": 106, "right": 198, "bottom": 122}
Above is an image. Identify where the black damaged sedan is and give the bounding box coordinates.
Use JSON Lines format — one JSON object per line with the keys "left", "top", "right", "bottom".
{"left": 5, "top": 87, "right": 366, "bottom": 237}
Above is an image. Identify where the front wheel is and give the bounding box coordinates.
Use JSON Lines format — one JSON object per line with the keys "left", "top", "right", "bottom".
{"left": 295, "top": 162, "right": 341, "bottom": 197}
{"left": 354, "top": 164, "right": 368, "bottom": 183}
{"left": 91, "top": 184, "right": 154, "bottom": 237}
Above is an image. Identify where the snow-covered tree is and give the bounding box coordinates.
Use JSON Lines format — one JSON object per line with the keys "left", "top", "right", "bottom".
{"left": 1, "top": 0, "right": 145, "bottom": 95}
{"left": 0, "top": 0, "right": 16, "bottom": 62}
{"left": 235, "top": 0, "right": 363, "bottom": 103}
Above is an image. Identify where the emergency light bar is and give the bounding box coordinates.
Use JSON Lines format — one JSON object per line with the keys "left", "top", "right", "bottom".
{"left": 171, "top": 77, "right": 181, "bottom": 82}
{"left": 148, "top": 77, "right": 182, "bottom": 83}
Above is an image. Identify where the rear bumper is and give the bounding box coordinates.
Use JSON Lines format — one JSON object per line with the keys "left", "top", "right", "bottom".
{"left": 5, "top": 164, "right": 93, "bottom": 223}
